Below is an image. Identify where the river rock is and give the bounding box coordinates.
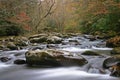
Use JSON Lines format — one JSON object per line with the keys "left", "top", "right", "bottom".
{"left": 106, "top": 36, "right": 120, "bottom": 47}
{"left": 69, "top": 40, "right": 80, "bottom": 45}
{"left": 109, "top": 62, "right": 120, "bottom": 77}
{"left": 14, "top": 59, "right": 26, "bottom": 65}
{"left": 25, "top": 49, "right": 87, "bottom": 67}
{"left": 30, "top": 37, "right": 47, "bottom": 43}
{"left": 0, "top": 57, "right": 11, "bottom": 62}
{"left": 15, "top": 37, "right": 29, "bottom": 46}
{"left": 0, "top": 45, "right": 5, "bottom": 50}
{"left": 81, "top": 51, "right": 101, "bottom": 56}
{"left": 103, "top": 55, "right": 120, "bottom": 69}
{"left": 84, "top": 35, "right": 96, "bottom": 41}
{"left": 29, "top": 34, "right": 48, "bottom": 39}
{"left": 47, "top": 36, "right": 62, "bottom": 44}
{"left": 7, "top": 42, "right": 18, "bottom": 50}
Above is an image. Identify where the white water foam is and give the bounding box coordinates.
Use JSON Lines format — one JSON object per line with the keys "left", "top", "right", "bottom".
{"left": 62, "top": 47, "right": 92, "bottom": 52}
{"left": 92, "top": 46, "right": 113, "bottom": 50}
{"left": 37, "top": 67, "right": 114, "bottom": 79}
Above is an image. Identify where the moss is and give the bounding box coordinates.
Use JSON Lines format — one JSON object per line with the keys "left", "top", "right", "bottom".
{"left": 82, "top": 51, "right": 100, "bottom": 56}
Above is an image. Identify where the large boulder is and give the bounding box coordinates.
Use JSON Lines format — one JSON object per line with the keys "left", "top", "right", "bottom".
{"left": 103, "top": 55, "right": 120, "bottom": 69}
{"left": 106, "top": 36, "right": 120, "bottom": 48}
{"left": 25, "top": 49, "right": 87, "bottom": 67}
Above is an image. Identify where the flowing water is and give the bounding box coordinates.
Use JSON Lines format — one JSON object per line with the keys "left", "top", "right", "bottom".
{"left": 0, "top": 35, "right": 119, "bottom": 80}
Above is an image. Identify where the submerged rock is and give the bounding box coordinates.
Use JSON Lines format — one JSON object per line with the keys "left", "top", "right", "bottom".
{"left": 25, "top": 49, "right": 87, "bottom": 67}
{"left": 0, "top": 57, "right": 11, "bottom": 62}
{"left": 81, "top": 51, "right": 100, "bottom": 56}
{"left": 14, "top": 59, "right": 26, "bottom": 65}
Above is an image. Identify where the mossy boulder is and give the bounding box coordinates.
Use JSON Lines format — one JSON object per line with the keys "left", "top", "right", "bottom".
{"left": 81, "top": 51, "right": 100, "bottom": 56}
{"left": 25, "top": 49, "right": 87, "bottom": 67}
{"left": 25, "top": 50, "right": 60, "bottom": 66}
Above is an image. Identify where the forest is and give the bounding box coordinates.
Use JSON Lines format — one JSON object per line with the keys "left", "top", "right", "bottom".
{"left": 0, "top": 0, "right": 120, "bottom": 80}
{"left": 0, "top": 0, "right": 120, "bottom": 36}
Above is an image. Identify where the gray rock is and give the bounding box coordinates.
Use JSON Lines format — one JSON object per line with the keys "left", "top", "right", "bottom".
{"left": 47, "top": 36, "right": 62, "bottom": 44}
{"left": 0, "top": 57, "right": 11, "bottom": 62}
{"left": 14, "top": 59, "right": 26, "bottom": 65}
{"left": 25, "top": 49, "right": 87, "bottom": 67}
{"left": 7, "top": 42, "right": 18, "bottom": 50}
{"left": 103, "top": 55, "right": 120, "bottom": 69}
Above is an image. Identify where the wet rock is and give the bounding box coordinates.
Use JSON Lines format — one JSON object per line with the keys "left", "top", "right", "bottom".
{"left": 29, "top": 34, "right": 48, "bottom": 39}
{"left": 81, "top": 51, "right": 100, "bottom": 56}
{"left": 69, "top": 40, "right": 80, "bottom": 45}
{"left": 47, "top": 36, "right": 62, "bottom": 44}
{"left": 15, "top": 37, "right": 29, "bottom": 46}
{"left": 47, "top": 44, "right": 57, "bottom": 49}
{"left": 103, "top": 55, "right": 120, "bottom": 69}
{"left": 25, "top": 50, "right": 60, "bottom": 66}
{"left": 0, "top": 45, "right": 5, "bottom": 50}
{"left": 84, "top": 35, "right": 96, "bottom": 41}
{"left": 25, "top": 49, "right": 87, "bottom": 67}
{"left": 106, "top": 36, "right": 120, "bottom": 48}
{"left": 30, "top": 37, "right": 47, "bottom": 43}
{"left": 0, "top": 57, "right": 11, "bottom": 62}
{"left": 14, "top": 59, "right": 26, "bottom": 65}
{"left": 7, "top": 42, "right": 19, "bottom": 50}
{"left": 31, "top": 47, "right": 44, "bottom": 50}
{"left": 14, "top": 53, "right": 22, "bottom": 56}
{"left": 109, "top": 62, "right": 120, "bottom": 77}
{"left": 111, "top": 47, "right": 120, "bottom": 55}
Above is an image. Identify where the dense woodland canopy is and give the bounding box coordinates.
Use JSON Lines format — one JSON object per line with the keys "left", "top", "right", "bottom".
{"left": 0, "top": 0, "right": 120, "bottom": 36}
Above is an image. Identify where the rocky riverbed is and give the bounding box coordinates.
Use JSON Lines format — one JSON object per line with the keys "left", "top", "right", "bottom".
{"left": 0, "top": 33, "right": 120, "bottom": 80}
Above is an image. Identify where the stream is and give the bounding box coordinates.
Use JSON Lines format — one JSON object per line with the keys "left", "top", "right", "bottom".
{"left": 0, "top": 35, "right": 119, "bottom": 80}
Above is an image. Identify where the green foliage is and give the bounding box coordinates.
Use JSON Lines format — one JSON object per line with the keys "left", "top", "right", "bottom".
{"left": 77, "top": 0, "right": 120, "bottom": 35}
{"left": 5, "top": 25, "right": 23, "bottom": 36}
{"left": 0, "top": 20, "right": 24, "bottom": 36}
